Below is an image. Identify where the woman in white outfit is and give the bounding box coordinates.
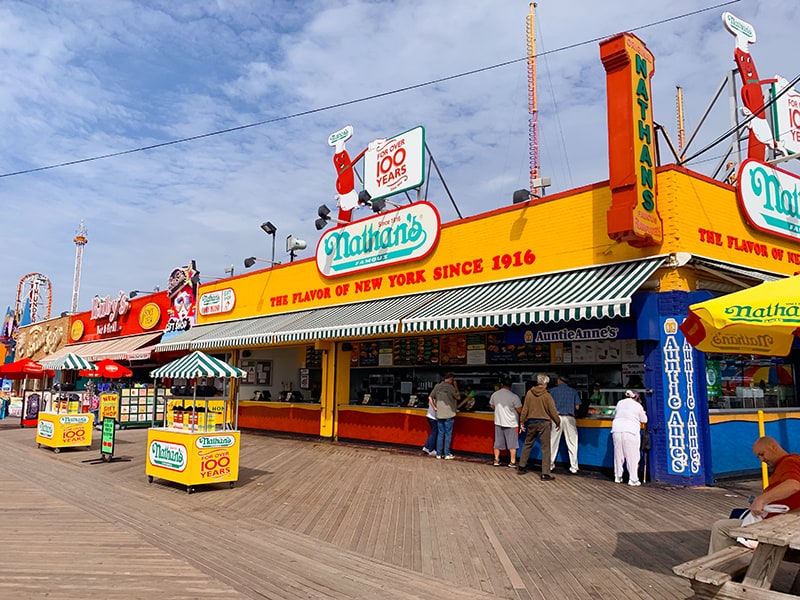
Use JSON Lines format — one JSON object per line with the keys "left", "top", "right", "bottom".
{"left": 611, "top": 390, "right": 648, "bottom": 486}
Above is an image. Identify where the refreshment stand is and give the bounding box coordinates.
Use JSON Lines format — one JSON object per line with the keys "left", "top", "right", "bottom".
{"left": 36, "top": 353, "right": 96, "bottom": 453}
{"left": 146, "top": 351, "right": 245, "bottom": 494}
{"left": 0, "top": 358, "right": 54, "bottom": 428}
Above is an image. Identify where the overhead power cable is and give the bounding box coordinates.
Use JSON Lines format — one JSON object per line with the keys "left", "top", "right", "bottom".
{"left": 0, "top": 0, "right": 740, "bottom": 180}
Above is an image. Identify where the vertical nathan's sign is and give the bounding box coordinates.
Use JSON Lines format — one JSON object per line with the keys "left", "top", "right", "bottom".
{"left": 601, "top": 33, "right": 663, "bottom": 247}
{"left": 363, "top": 126, "right": 425, "bottom": 201}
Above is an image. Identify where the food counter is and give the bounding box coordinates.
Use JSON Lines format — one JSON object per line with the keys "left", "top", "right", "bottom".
{"left": 238, "top": 400, "right": 321, "bottom": 435}
{"left": 337, "top": 405, "right": 495, "bottom": 453}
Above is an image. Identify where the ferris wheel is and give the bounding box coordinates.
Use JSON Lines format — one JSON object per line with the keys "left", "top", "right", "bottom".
{"left": 16, "top": 272, "right": 53, "bottom": 324}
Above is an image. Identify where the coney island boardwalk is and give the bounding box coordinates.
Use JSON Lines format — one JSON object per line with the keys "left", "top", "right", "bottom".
{"left": 0, "top": 419, "right": 791, "bottom": 599}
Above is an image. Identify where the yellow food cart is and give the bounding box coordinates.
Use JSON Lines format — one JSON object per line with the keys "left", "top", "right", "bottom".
{"left": 37, "top": 353, "right": 97, "bottom": 453}
{"left": 36, "top": 411, "right": 93, "bottom": 452}
{"left": 146, "top": 351, "right": 245, "bottom": 494}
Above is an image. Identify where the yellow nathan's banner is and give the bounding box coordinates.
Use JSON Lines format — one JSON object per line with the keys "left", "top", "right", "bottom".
{"left": 680, "top": 275, "right": 800, "bottom": 356}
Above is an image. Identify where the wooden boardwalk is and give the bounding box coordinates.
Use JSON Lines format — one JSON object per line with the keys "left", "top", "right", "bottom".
{"left": 0, "top": 420, "right": 793, "bottom": 599}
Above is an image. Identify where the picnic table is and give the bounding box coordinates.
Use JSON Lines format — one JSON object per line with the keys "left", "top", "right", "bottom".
{"left": 673, "top": 512, "right": 800, "bottom": 598}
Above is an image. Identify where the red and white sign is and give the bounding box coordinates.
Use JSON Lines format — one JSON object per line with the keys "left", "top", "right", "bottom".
{"left": 198, "top": 288, "right": 236, "bottom": 316}
{"left": 772, "top": 76, "right": 800, "bottom": 155}
{"left": 363, "top": 126, "right": 425, "bottom": 201}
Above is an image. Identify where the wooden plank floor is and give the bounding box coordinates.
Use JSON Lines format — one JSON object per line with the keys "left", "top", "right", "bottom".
{"left": 0, "top": 420, "right": 794, "bottom": 599}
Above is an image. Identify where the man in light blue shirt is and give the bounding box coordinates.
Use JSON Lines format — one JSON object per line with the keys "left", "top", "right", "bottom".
{"left": 549, "top": 375, "right": 581, "bottom": 473}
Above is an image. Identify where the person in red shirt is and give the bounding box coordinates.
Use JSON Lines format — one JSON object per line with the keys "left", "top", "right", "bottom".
{"left": 708, "top": 436, "right": 800, "bottom": 553}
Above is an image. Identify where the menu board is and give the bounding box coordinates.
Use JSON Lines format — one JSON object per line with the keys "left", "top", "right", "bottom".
{"left": 416, "top": 337, "right": 439, "bottom": 366}
{"left": 305, "top": 345, "right": 323, "bottom": 368}
{"left": 440, "top": 334, "right": 467, "bottom": 365}
{"left": 466, "top": 333, "right": 486, "bottom": 365}
{"left": 350, "top": 342, "right": 360, "bottom": 367}
{"left": 486, "top": 331, "right": 551, "bottom": 364}
{"left": 376, "top": 337, "right": 442, "bottom": 366}
{"left": 378, "top": 340, "right": 394, "bottom": 366}
{"left": 240, "top": 359, "right": 273, "bottom": 384}
{"left": 393, "top": 338, "right": 417, "bottom": 366}
{"left": 358, "top": 341, "right": 380, "bottom": 367}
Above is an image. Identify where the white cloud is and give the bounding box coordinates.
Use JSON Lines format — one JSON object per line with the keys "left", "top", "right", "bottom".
{"left": 0, "top": 0, "right": 796, "bottom": 315}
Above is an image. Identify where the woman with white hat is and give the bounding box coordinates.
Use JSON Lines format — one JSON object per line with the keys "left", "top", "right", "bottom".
{"left": 611, "top": 390, "right": 648, "bottom": 486}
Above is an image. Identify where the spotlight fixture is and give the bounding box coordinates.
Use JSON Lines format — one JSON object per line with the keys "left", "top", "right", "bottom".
{"left": 513, "top": 178, "right": 551, "bottom": 204}
{"left": 260, "top": 221, "right": 277, "bottom": 235}
{"left": 260, "top": 220, "right": 278, "bottom": 263}
{"left": 512, "top": 189, "right": 531, "bottom": 204}
{"left": 244, "top": 256, "right": 280, "bottom": 269}
{"left": 315, "top": 204, "right": 349, "bottom": 230}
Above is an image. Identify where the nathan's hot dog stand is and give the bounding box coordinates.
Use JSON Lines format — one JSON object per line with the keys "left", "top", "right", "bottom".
{"left": 147, "top": 351, "right": 245, "bottom": 494}
{"left": 36, "top": 353, "right": 96, "bottom": 453}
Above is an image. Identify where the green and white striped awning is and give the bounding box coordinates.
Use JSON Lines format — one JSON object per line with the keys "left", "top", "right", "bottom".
{"left": 41, "top": 353, "right": 96, "bottom": 371}
{"left": 154, "top": 311, "right": 316, "bottom": 352}
{"left": 273, "top": 292, "right": 441, "bottom": 343}
{"left": 401, "top": 258, "right": 665, "bottom": 333}
{"left": 150, "top": 351, "right": 246, "bottom": 379}
{"left": 192, "top": 311, "right": 315, "bottom": 350}
{"left": 153, "top": 326, "right": 215, "bottom": 352}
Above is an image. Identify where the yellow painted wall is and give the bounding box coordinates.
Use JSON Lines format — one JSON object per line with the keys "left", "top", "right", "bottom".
{"left": 197, "top": 167, "right": 800, "bottom": 324}
{"left": 656, "top": 168, "right": 800, "bottom": 276}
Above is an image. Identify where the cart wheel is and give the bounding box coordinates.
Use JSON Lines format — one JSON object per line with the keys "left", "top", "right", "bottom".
{"left": 229, "top": 482, "right": 235, "bottom": 489}
{"left": 187, "top": 486, "right": 195, "bottom": 495}
{"left": 53, "top": 447, "right": 61, "bottom": 454}
{"left": 37, "top": 443, "right": 41, "bottom": 448}
{"left": 147, "top": 475, "right": 154, "bottom": 484}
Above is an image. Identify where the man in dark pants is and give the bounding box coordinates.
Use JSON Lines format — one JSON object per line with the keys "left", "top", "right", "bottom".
{"left": 518, "top": 373, "right": 560, "bottom": 480}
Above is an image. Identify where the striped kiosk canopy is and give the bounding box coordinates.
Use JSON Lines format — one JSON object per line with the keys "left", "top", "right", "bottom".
{"left": 42, "top": 352, "right": 96, "bottom": 371}
{"left": 150, "top": 351, "right": 246, "bottom": 379}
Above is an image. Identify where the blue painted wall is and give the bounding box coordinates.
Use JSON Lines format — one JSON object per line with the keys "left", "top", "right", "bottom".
{"left": 709, "top": 413, "right": 800, "bottom": 477}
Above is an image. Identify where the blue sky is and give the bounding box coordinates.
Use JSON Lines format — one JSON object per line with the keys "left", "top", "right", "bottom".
{"left": 0, "top": 0, "right": 797, "bottom": 317}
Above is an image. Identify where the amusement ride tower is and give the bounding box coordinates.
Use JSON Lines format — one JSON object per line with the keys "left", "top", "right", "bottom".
{"left": 71, "top": 220, "right": 88, "bottom": 313}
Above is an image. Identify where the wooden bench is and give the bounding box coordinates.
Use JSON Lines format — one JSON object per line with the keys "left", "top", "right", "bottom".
{"left": 674, "top": 513, "right": 800, "bottom": 599}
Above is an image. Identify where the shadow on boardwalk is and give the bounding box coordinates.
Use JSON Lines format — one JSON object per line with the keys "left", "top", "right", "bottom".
{"left": 0, "top": 421, "right": 779, "bottom": 599}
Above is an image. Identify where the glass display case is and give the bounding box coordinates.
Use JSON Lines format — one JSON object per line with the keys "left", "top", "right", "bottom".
{"left": 586, "top": 388, "right": 647, "bottom": 417}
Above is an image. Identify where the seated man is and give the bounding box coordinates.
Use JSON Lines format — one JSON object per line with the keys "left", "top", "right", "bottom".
{"left": 708, "top": 436, "right": 800, "bottom": 554}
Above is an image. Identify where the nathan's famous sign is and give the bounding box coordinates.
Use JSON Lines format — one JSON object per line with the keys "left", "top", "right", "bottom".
{"left": 601, "top": 32, "right": 663, "bottom": 247}
{"left": 316, "top": 201, "right": 440, "bottom": 278}
{"left": 738, "top": 159, "right": 800, "bottom": 243}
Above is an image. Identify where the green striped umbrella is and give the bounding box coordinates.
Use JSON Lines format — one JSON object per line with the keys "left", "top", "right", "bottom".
{"left": 150, "top": 350, "right": 246, "bottom": 379}
{"left": 42, "top": 353, "right": 96, "bottom": 371}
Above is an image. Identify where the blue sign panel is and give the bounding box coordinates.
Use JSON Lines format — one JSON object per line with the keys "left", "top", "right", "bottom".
{"left": 660, "top": 317, "right": 702, "bottom": 476}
